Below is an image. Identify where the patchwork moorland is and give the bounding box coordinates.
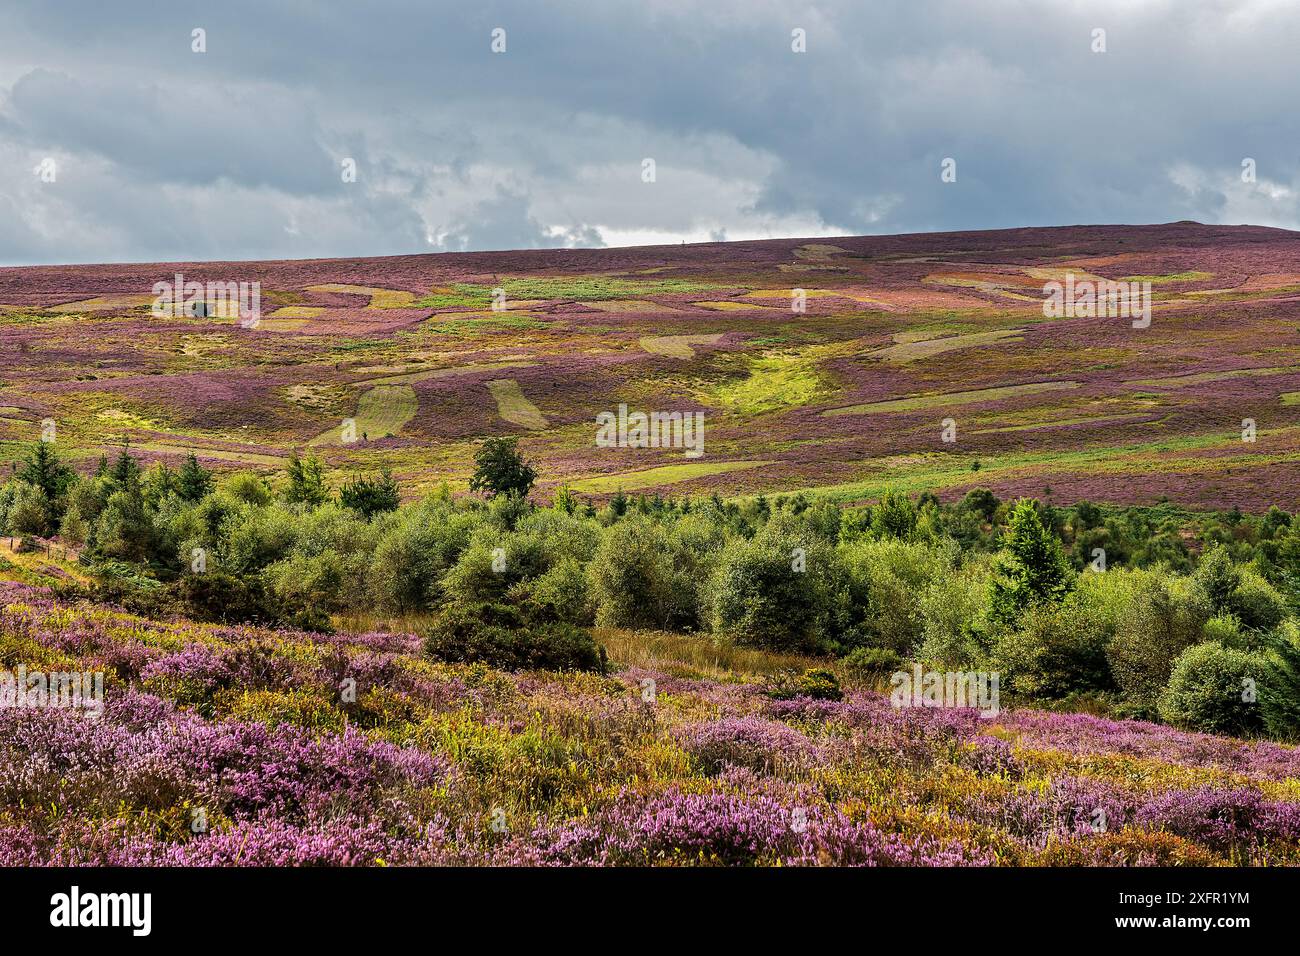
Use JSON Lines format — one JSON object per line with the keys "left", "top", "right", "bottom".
{"left": 3, "top": 220, "right": 1299, "bottom": 510}
{"left": 5, "top": 222, "right": 1300, "bottom": 869}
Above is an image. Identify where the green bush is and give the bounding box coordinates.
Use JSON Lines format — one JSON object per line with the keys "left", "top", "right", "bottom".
{"left": 1106, "top": 573, "right": 1211, "bottom": 712}
{"left": 1158, "top": 642, "right": 1277, "bottom": 738}
{"left": 991, "top": 598, "right": 1112, "bottom": 700}
{"left": 1230, "top": 570, "right": 1287, "bottom": 631}
{"left": 589, "top": 517, "right": 696, "bottom": 631}
{"left": 424, "top": 601, "right": 605, "bottom": 672}
{"left": 840, "top": 647, "right": 903, "bottom": 680}
{"left": 704, "top": 534, "right": 822, "bottom": 651}
{"left": 764, "top": 667, "right": 843, "bottom": 701}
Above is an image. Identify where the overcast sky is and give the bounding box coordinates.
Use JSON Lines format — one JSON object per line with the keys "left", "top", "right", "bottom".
{"left": 1, "top": 0, "right": 1297, "bottom": 265}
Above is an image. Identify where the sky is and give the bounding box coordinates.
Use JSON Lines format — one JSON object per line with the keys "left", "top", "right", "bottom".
{"left": 1, "top": 0, "right": 1298, "bottom": 265}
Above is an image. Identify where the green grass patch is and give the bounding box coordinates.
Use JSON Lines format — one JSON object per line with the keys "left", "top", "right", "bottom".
{"left": 1119, "top": 271, "right": 1213, "bottom": 284}
{"left": 486, "top": 379, "right": 547, "bottom": 430}
{"left": 706, "top": 345, "right": 838, "bottom": 415}
{"left": 415, "top": 276, "right": 724, "bottom": 309}
{"left": 571, "top": 459, "right": 771, "bottom": 493}
{"left": 824, "top": 381, "right": 1080, "bottom": 417}
{"left": 309, "top": 385, "right": 417, "bottom": 446}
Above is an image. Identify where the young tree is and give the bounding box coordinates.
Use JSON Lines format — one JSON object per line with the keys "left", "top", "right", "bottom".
{"left": 142, "top": 461, "right": 178, "bottom": 507}
{"left": 17, "top": 441, "right": 75, "bottom": 501}
{"left": 177, "top": 453, "right": 214, "bottom": 502}
{"left": 339, "top": 470, "right": 401, "bottom": 518}
{"left": 109, "top": 444, "right": 142, "bottom": 490}
{"left": 469, "top": 437, "right": 536, "bottom": 499}
{"left": 284, "top": 452, "right": 329, "bottom": 506}
{"left": 988, "top": 498, "right": 1075, "bottom": 628}
{"left": 871, "top": 489, "right": 918, "bottom": 540}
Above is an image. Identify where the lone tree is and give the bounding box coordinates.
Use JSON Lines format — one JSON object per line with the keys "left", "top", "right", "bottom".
{"left": 340, "top": 470, "right": 401, "bottom": 518}
{"left": 17, "top": 440, "right": 75, "bottom": 501}
{"left": 284, "top": 452, "right": 329, "bottom": 506}
{"left": 989, "top": 499, "right": 1074, "bottom": 628}
{"left": 470, "top": 437, "right": 536, "bottom": 499}
{"left": 177, "top": 453, "right": 214, "bottom": 502}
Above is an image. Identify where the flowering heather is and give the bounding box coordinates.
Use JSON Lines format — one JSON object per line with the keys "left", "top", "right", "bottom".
{"left": 1, "top": 582, "right": 1299, "bottom": 866}
{"left": 3, "top": 222, "right": 1299, "bottom": 507}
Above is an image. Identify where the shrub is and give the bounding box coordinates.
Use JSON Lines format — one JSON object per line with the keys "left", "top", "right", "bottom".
{"left": 871, "top": 489, "right": 917, "bottom": 540}
{"left": 991, "top": 598, "right": 1113, "bottom": 700}
{"left": 1157, "top": 642, "right": 1276, "bottom": 737}
{"left": 840, "top": 538, "right": 953, "bottom": 654}
{"left": 1107, "top": 573, "right": 1211, "bottom": 712}
{"left": 704, "top": 535, "right": 822, "bottom": 651}
{"left": 1230, "top": 570, "right": 1287, "bottom": 631}
{"left": 423, "top": 601, "right": 605, "bottom": 672}
{"left": 916, "top": 558, "right": 992, "bottom": 666}
{"left": 524, "top": 557, "right": 593, "bottom": 625}
{"left": 590, "top": 517, "right": 694, "bottom": 631}
{"left": 763, "top": 668, "right": 842, "bottom": 701}
{"left": 339, "top": 471, "right": 401, "bottom": 518}
{"left": 840, "top": 647, "right": 903, "bottom": 680}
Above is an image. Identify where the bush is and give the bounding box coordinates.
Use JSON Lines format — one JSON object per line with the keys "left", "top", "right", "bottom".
{"left": 589, "top": 517, "right": 695, "bottom": 631}
{"left": 1230, "top": 570, "right": 1287, "bottom": 631}
{"left": 916, "top": 558, "right": 992, "bottom": 666}
{"left": 704, "top": 534, "right": 823, "bottom": 652}
{"left": 1107, "top": 573, "right": 1211, "bottom": 712}
{"left": 990, "top": 598, "right": 1112, "bottom": 700}
{"left": 763, "top": 668, "right": 842, "bottom": 701}
{"left": 424, "top": 601, "right": 605, "bottom": 672}
{"left": 840, "top": 647, "right": 903, "bottom": 680}
{"left": 524, "top": 557, "right": 593, "bottom": 625}
{"left": 840, "top": 538, "right": 953, "bottom": 654}
{"left": 1157, "top": 642, "right": 1278, "bottom": 738}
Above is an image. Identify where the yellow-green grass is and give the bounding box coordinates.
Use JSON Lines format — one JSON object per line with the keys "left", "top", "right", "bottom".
{"left": 309, "top": 385, "right": 417, "bottom": 446}
{"left": 824, "top": 381, "right": 1080, "bottom": 417}
{"left": 582, "top": 300, "right": 684, "bottom": 313}
{"left": 48, "top": 294, "right": 155, "bottom": 313}
{"left": 639, "top": 334, "right": 725, "bottom": 359}
{"left": 1282, "top": 392, "right": 1300, "bottom": 406}
{"left": 1021, "top": 266, "right": 1112, "bottom": 283}
{"left": 708, "top": 347, "right": 834, "bottom": 415}
{"left": 1127, "top": 366, "right": 1300, "bottom": 388}
{"left": 267, "top": 306, "right": 326, "bottom": 318}
{"left": 570, "top": 459, "right": 772, "bottom": 493}
{"left": 131, "top": 443, "right": 289, "bottom": 467}
{"left": 867, "top": 328, "right": 1024, "bottom": 363}
{"left": 305, "top": 284, "right": 417, "bottom": 308}
{"left": 786, "top": 426, "right": 1300, "bottom": 505}
{"left": 972, "top": 412, "right": 1158, "bottom": 434}
{"left": 738, "top": 288, "right": 844, "bottom": 301}
{"left": 97, "top": 408, "right": 161, "bottom": 431}
{"left": 600, "top": 628, "right": 818, "bottom": 680}
{"left": 416, "top": 277, "right": 723, "bottom": 309}
{"left": 1119, "top": 271, "right": 1213, "bottom": 284}
{"left": 366, "top": 360, "right": 535, "bottom": 387}
{"left": 485, "top": 379, "right": 547, "bottom": 430}
{"left": 793, "top": 243, "right": 849, "bottom": 261}
{"left": 693, "top": 300, "right": 783, "bottom": 312}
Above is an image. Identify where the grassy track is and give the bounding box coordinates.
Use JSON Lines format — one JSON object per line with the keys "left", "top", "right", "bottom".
{"left": 309, "top": 385, "right": 417, "bottom": 445}
{"left": 486, "top": 379, "right": 547, "bottom": 429}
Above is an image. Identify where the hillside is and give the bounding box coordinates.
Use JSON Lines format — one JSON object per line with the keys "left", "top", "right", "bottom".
{"left": 3, "top": 222, "right": 1299, "bottom": 510}
{"left": 3, "top": 579, "right": 1298, "bottom": 867}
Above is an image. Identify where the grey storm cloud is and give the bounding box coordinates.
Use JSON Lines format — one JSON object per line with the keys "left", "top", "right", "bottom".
{"left": 0, "top": 0, "right": 1298, "bottom": 265}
